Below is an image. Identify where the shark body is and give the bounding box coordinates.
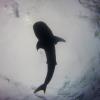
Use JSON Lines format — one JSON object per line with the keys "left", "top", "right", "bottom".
{"left": 33, "top": 21, "right": 65, "bottom": 93}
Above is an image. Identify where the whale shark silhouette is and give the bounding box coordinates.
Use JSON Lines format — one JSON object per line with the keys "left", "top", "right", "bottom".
{"left": 33, "top": 21, "right": 65, "bottom": 93}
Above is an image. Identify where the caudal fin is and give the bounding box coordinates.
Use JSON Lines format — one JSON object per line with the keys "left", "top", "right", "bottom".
{"left": 34, "top": 84, "right": 47, "bottom": 94}
{"left": 54, "top": 36, "right": 66, "bottom": 44}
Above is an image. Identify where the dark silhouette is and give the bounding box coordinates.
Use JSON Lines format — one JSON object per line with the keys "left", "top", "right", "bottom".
{"left": 33, "top": 21, "right": 65, "bottom": 93}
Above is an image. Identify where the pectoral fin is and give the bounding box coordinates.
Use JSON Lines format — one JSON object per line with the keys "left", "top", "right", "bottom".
{"left": 36, "top": 41, "right": 42, "bottom": 51}
{"left": 54, "top": 36, "right": 66, "bottom": 44}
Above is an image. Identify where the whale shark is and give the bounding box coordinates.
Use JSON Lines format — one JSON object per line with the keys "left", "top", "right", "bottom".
{"left": 33, "top": 21, "right": 65, "bottom": 93}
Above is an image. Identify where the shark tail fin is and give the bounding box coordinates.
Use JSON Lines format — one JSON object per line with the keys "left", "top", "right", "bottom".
{"left": 54, "top": 36, "right": 66, "bottom": 44}
{"left": 34, "top": 84, "right": 47, "bottom": 94}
